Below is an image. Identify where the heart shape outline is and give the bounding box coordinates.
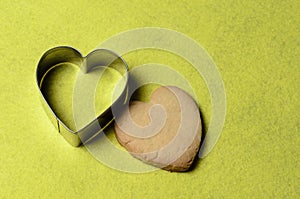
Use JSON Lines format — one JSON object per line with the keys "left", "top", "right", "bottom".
{"left": 36, "top": 46, "right": 129, "bottom": 146}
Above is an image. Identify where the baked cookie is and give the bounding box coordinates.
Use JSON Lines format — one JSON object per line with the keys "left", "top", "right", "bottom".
{"left": 114, "top": 86, "right": 201, "bottom": 171}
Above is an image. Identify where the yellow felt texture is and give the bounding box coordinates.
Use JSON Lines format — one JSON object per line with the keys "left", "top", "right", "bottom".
{"left": 0, "top": 0, "right": 299, "bottom": 198}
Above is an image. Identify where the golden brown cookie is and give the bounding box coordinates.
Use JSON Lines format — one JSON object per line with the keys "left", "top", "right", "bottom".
{"left": 114, "top": 86, "right": 201, "bottom": 171}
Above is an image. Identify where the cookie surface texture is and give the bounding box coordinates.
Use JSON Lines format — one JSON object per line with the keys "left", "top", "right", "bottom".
{"left": 114, "top": 86, "right": 202, "bottom": 172}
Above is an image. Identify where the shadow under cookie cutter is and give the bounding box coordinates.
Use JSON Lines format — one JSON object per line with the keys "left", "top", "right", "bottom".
{"left": 36, "top": 46, "right": 129, "bottom": 147}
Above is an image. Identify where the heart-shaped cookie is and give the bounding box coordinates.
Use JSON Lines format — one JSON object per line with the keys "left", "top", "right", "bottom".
{"left": 114, "top": 86, "right": 201, "bottom": 171}
{"left": 36, "top": 46, "right": 128, "bottom": 146}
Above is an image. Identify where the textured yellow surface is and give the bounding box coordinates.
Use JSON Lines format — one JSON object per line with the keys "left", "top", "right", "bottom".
{"left": 0, "top": 0, "right": 299, "bottom": 198}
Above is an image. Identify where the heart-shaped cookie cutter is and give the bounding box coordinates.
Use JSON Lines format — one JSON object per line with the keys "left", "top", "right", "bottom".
{"left": 36, "top": 46, "right": 129, "bottom": 146}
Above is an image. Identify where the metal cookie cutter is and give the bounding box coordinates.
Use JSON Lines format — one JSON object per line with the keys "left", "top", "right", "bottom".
{"left": 36, "top": 46, "right": 129, "bottom": 147}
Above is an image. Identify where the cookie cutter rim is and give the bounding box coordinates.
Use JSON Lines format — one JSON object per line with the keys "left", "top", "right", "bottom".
{"left": 36, "top": 46, "right": 129, "bottom": 147}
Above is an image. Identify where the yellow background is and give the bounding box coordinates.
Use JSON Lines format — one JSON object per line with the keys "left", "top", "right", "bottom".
{"left": 0, "top": 0, "right": 299, "bottom": 198}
